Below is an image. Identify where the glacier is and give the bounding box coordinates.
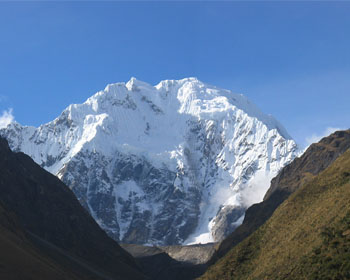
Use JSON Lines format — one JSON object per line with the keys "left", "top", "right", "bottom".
{"left": 1, "top": 77, "right": 299, "bottom": 245}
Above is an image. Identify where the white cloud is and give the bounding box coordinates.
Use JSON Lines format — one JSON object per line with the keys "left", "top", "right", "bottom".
{"left": 305, "top": 127, "right": 344, "bottom": 147}
{"left": 0, "top": 108, "right": 14, "bottom": 129}
{"left": 240, "top": 171, "right": 273, "bottom": 207}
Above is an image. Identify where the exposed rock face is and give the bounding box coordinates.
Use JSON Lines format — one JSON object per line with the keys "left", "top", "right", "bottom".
{"left": 1, "top": 77, "right": 299, "bottom": 245}
{"left": 211, "top": 206, "right": 245, "bottom": 241}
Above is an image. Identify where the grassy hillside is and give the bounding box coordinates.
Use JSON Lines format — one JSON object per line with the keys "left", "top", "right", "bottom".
{"left": 199, "top": 148, "right": 350, "bottom": 280}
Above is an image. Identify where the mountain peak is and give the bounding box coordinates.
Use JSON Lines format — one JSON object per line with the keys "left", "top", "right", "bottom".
{"left": 125, "top": 77, "right": 153, "bottom": 92}
{"left": 0, "top": 78, "right": 299, "bottom": 245}
{"left": 177, "top": 77, "right": 201, "bottom": 84}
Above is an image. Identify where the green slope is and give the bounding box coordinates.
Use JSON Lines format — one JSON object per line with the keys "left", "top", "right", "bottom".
{"left": 200, "top": 148, "right": 350, "bottom": 280}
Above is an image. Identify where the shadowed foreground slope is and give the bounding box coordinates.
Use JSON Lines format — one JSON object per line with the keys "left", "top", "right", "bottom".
{"left": 200, "top": 143, "right": 350, "bottom": 279}
{"left": 0, "top": 138, "right": 146, "bottom": 280}
{"left": 0, "top": 202, "right": 86, "bottom": 280}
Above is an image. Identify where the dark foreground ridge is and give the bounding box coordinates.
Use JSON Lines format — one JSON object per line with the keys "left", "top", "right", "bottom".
{"left": 0, "top": 138, "right": 146, "bottom": 280}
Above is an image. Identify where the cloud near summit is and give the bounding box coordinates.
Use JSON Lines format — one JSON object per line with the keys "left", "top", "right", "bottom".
{"left": 0, "top": 108, "right": 14, "bottom": 129}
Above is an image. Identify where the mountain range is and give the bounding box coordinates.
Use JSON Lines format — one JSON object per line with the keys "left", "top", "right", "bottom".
{"left": 0, "top": 77, "right": 299, "bottom": 245}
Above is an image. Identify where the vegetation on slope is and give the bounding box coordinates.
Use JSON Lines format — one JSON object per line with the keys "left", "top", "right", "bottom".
{"left": 199, "top": 148, "right": 350, "bottom": 280}
{"left": 297, "top": 211, "right": 350, "bottom": 279}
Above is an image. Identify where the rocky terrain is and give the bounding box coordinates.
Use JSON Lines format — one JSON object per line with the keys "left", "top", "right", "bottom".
{"left": 121, "top": 243, "right": 215, "bottom": 280}
{"left": 122, "top": 242, "right": 215, "bottom": 265}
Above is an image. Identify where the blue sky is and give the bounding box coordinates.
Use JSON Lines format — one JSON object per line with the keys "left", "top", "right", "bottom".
{"left": 1, "top": 1, "right": 349, "bottom": 147}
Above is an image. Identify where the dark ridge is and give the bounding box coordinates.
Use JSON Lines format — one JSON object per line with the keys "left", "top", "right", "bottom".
{"left": 0, "top": 137, "right": 146, "bottom": 280}
{"left": 265, "top": 129, "right": 350, "bottom": 200}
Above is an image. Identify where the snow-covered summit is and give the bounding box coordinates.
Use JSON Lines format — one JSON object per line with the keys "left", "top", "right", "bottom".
{"left": 1, "top": 77, "right": 299, "bottom": 245}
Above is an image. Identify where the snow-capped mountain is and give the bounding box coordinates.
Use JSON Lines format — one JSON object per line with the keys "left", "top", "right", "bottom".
{"left": 1, "top": 77, "right": 299, "bottom": 245}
